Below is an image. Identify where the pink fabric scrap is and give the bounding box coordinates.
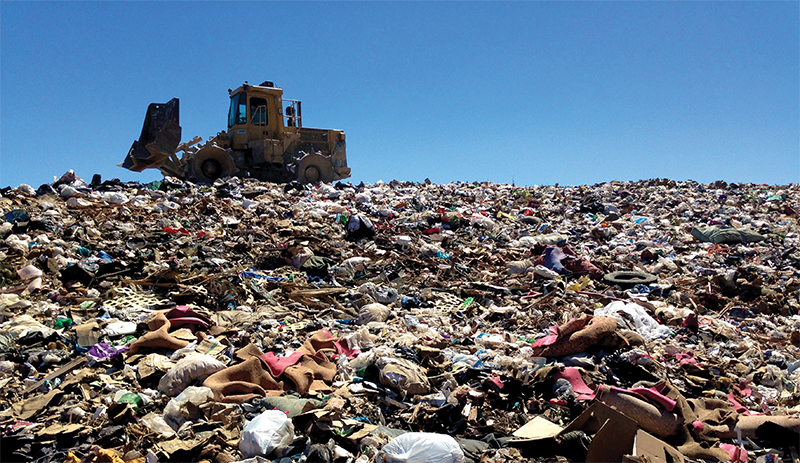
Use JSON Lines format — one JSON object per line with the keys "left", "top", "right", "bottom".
{"left": 554, "top": 367, "right": 595, "bottom": 400}
{"left": 600, "top": 384, "right": 676, "bottom": 411}
{"left": 673, "top": 352, "right": 699, "bottom": 366}
{"left": 726, "top": 391, "right": 763, "bottom": 416}
{"left": 163, "top": 306, "right": 212, "bottom": 331}
{"left": 691, "top": 420, "right": 704, "bottom": 434}
{"left": 531, "top": 325, "right": 560, "bottom": 348}
{"left": 166, "top": 317, "right": 210, "bottom": 331}
{"left": 719, "top": 443, "right": 747, "bottom": 463}
{"left": 333, "top": 340, "right": 361, "bottom": 360}
{"left": 626, "top": 386, "right": 677, "bottom": 411}
{"left": 489, "top": 376, "right": 504, "bottom": 390}
{"left": 259, "top": 351, "right": 303, "bottom": 377}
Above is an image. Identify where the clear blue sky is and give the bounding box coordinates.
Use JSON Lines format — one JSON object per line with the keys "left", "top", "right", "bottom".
{"left": 2, "top": 1, "right": 798, "bottom": 188}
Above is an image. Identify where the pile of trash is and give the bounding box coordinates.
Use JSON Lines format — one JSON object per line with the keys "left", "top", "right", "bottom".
{"left": 0, "top": 171, "right": 799, "bottom": 463}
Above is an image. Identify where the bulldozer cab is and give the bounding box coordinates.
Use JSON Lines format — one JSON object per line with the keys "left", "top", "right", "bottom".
{"left": 227, "top": 82, "right": 296, "bottom": 149}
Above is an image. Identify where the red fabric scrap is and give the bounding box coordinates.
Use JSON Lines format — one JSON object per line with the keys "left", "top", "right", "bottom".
{"left": 163, "top": 227, "right": 190, "bottom": 235}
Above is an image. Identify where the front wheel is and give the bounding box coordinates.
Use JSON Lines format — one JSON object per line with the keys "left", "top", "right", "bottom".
{"left": 190, "top": 146, "right": 235, "bottom": 183}
{"left": 297, "top": 153, "right": 334, "bottom": 184}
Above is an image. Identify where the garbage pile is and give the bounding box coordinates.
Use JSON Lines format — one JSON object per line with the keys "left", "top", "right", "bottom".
{"left": 1, "top": 171, "right": 799, "bottom": 463}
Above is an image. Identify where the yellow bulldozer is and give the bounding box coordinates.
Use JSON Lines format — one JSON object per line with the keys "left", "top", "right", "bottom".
{"left": 120, "top": 81, "right": 351, "bottom": 184}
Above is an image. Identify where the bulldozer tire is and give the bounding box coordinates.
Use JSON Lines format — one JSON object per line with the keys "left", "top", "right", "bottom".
{"left": 191, "top": 146, "right": 235, "bottom": 184}
{"left": 603, "top": 271, "right": 657, "bottom": 287}
{"left": 297, "top": 153, "right": 334, "bottom": 184}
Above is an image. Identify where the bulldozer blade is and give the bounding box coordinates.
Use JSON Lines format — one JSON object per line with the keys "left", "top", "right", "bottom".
{"left": 120, "top": 98, "right": 182, "bottom": 172}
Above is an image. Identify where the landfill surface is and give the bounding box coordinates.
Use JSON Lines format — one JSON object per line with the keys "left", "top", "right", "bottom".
{"left": 1, "top": 172, "right": 800, "bottom": 463}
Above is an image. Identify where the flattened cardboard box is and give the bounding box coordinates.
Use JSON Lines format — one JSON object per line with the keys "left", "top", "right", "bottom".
{"left": 624, "top": 429, "right": 685, "bottom": 463}
{"left": 510, "top": 402, "right": 684, "bottom": 463}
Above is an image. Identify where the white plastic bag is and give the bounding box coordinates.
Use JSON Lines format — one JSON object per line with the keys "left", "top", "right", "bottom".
{"left": 378, "top": 357, "right": 431, "bottom": 395}
{"left": 594, "top": 301, "right": 671, "bottom": 340}
{"left": 343, "top": 327, "right": 376, "bottom": 350}
{"left": 163, "top": 386, "right": 214, "bottom": 431}
{"left": 66, "top": 197, "right": 92, "bottom": 207}
{"left": 470, "top": 214, "right": 495, "bottom": 230}
{"left": 16, "top": 265, "right": 42, "bottom": 281}
{"left": 239, "top": 409, "right": 295, "bottom": 458}
{"left": 158, "top": 354, "right": 226, "bottom": 396}
{"left": 104, "top": 191, "right": 129, "bottom": 205}
{"left": 356, "top": 282, "right": 398, "bottom": 304}
{"left": 357, "top": 303, "right": 392, "bottom": 325}
{"left": 15, "top": 184, "right": 36, "bottom": 196}
{"left": 381, "top": 432, "right": 465, "bottom": 463}
{"left": 103, "top": 321, "right": 137, "bottom": 337}
{"left": 506, "top": 259, "right": 534, "bottom": 275}
{"left": 59, "top": 185, "right": 80, "bottom": 198}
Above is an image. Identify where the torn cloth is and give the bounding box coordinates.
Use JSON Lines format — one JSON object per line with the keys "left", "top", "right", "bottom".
{"left": 205, "top": 330, "right": 338, "bottom": 403}
{"left": 532, "top": 315, "right": 621, "bottom": 357}
{"left": 127, "top": 311, "right": 193, "bottom": 355}
{"left": 655, "top": 381, "right": 736, "bottom": 462}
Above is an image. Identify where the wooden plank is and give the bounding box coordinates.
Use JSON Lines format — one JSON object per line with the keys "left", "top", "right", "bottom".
{"left": 23, "top": 356, "right": 88, "bottom": 396}
{"left": 289, "top": 287, "right": 349, "bottom": 297}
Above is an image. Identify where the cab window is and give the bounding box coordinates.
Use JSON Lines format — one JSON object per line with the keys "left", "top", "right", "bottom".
{"left": 250, "top": 97, "right": 268, "bottom": 126}
{"left": 228, "top": 92, "right": 248, "bottom": 128}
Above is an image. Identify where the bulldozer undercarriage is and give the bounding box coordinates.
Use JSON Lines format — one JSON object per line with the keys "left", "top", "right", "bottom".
{"left": 125, "top": 129, "right": 341, "bottom": 185}
{"left": 160, "top": 143, "right": 331, "bottom": 185}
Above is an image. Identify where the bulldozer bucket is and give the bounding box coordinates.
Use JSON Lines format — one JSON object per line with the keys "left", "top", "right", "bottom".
{"left": 120, "top": 98, "right": 182, "bottom": 172}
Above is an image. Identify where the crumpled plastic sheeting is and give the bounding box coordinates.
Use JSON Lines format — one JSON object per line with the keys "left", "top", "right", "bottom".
{"left": 87, "top": 342, "right": 129, "bottom": 361}
{"left": 595, "top": 300, "right": 672, "bottom": 340}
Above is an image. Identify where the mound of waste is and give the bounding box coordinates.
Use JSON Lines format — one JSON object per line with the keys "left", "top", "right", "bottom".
{"left": 1, "top": 172, "right": 799, "bottom": 463}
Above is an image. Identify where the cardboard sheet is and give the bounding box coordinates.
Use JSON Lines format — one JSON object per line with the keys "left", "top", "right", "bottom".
{"left": 512, "top": 416, "right": 564, "bottom": 439}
